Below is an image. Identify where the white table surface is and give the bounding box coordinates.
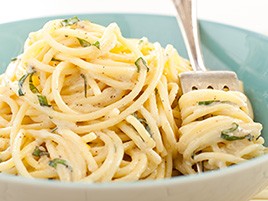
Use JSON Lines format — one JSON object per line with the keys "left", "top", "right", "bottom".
{"left": 0, "top": 0, "right": 268, "bottom": 35}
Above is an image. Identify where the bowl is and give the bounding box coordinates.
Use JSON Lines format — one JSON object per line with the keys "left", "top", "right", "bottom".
{"left": 0, "top": 13, "right": 268, "bottom": 201}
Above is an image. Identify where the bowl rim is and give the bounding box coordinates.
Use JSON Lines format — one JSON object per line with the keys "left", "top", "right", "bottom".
{"left": 0, "top": 13, "right": 268, "bottom": 189}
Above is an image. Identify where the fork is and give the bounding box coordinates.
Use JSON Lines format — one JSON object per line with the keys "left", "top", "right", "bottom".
{"left": 172, "top": 0, "right": 240, "bottom": 93}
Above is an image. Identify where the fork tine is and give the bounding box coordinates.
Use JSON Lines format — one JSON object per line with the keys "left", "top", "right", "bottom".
{"left": 179, "top": 71, "right": 240, "bottom": 93}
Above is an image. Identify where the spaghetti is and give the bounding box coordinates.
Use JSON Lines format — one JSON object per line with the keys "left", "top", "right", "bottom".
{"left": 0, "top": 17, "right": 265, "bottom": 182}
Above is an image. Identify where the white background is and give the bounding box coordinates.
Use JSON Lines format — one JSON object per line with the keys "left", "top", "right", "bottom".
{"left": 1, "top": 0, "right": 268, "bottom": 35}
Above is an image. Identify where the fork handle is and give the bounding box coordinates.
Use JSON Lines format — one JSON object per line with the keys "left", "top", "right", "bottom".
{"left": 172, "top": 0, "right": 206, "bottom": 71}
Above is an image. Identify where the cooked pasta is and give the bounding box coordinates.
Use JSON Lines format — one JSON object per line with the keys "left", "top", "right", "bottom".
{"left": 0, "top": 17, "right": 265, "bottom": 182}
{"left": 176, "top": 89, "right": 265, "bottom": 174}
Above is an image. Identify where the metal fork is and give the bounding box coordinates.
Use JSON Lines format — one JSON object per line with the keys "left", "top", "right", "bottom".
{"left": 172, "top": 0, "right": 240, "bottom": 93}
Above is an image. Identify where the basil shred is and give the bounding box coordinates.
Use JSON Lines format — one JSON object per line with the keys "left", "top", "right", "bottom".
{"left": 37, "top": 95, "right": 51, "bottom": 107}
{"left": 11, "top": 57, "right": 17, "bottom": 62}
{"left": 134, "top": 57, "right": 149, "bottom": 72}
{"left": 18, "top": 70, "right": 51, "bottom": 107}
{"left": 77, "top": 38, "right": 91, "bottom": 47}
{"left": 77, "top": 38, "right": 100, "bottom": 49}
{"left": 32, "top": 146, "right": 49, "bottom": 157}
{"left": 198, "top": 100, "right": 220, "bottom": 105}
{"left": 18, "top": 71, "right": 35, "bottom": 96}
{"left": 80, "top": 74, "right": 88, "bottom": 98}
{"left": 92, "top": 41, "right": 100, "bottom": 49}
{"left": 49, "top": 158, "right": 70, "bottom": 169}
{"left": 61, "top": 16, "right": 80, "bottom": 26}
{"left": 220, "top": 122, "right": 253, "bottom": 141}
{"left": 133, "top": 113, "right": 152, "bottom": 137}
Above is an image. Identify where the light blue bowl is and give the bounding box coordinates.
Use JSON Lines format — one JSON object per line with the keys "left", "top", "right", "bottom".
{"left": 0, "top": 14, "right": 268, "bottom": 201}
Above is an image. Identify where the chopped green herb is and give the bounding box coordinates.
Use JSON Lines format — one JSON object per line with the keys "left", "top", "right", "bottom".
{"left": 18, "top": 74, "right": 29, "bottom": 96}
{"left": 145, "top": 124, "right": 151, "bottom": 136}
{"left": 198, "top": 100, "right": 220, "bottom": 105}
{"left": 37, "top": 95, "right": 51, "bottom": 107}
{"left": 11, "top": 57, "right": 17, "bottom": 62}
{"left": 77, "top": 38, "right": 100, "bottom": 49}
{"left": 221, "top": 122, "right": 239, "bottom": 135}
{"left": 18, "top": 88, "right": 25, "bottom": 96}
{"left": 29, "top": 83, "right": 39, "bottom": 93}
{"left": 133, "top": 113, "right": 152, "bottom": 137}
{"left": 198, "top": 100, "right": 233, "bottom": 106}
{"left": 221, "top": 133, "right": 253, "bottom": 141}
{"left": 18, "top": 71, "right": 35, "bottom": 96}
{"left": 221, "top": 101, "right": 232, "bottom": 104}
{"left": 133, "top": 112, "right": 144, "bottom": 123}
{"left": 92, "top": 41, "right": 100, "bottom": 49}
{"left": 134, "top": 57, "right": 149, "bottom": 72}
{"left": 61, "top": 16, "right": 80, "bottom": 26}
{"left": 49, "top": 158, "right": 70, "bottom": 169}
{"left": 256, "top": 135, "right": 262, "bottom": 141}
{"left": 32, "top": 146, "right": 49, "bottom": 157}
{"left": 77, "top": 38, "right": 91, "bottom": 47}
{"left": 80, "top": 74, "right": 88, "bottom": 98}
{"left": 19, "top": 71, "right": 53, "bottom": 107}
{"left": 245, "top": 134, "right": 254, "bottom": 141}
{"left": 221, "top": 122, "right": 254, "bottom": 141}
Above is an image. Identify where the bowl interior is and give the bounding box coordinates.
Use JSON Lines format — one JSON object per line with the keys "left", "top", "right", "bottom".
{"left": 0, "top": 13, "right": 267, "bottom": 145}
